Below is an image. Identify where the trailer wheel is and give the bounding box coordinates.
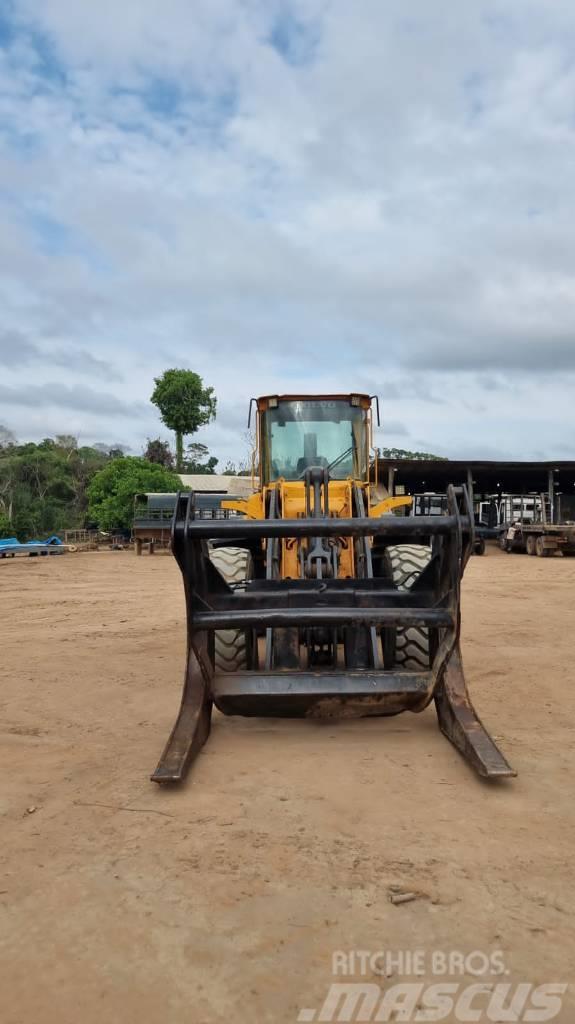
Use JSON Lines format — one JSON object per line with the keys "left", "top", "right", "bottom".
{"left": 474, "top": 537, "right": 486, "bottom": 556}
{"left": 535, "top": 536, "right": 550, "bottom": 558}
{"left": 383, "top": 544, "right": 432, "bottom": 670}
{"left": 209, "top": 547, "right": 253, "bottom": 672}
{"left": 526, "top": 535, "right": 537, "bottom": 556}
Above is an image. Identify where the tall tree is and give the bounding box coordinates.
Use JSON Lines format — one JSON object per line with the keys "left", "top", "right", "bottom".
{"left": 150, "top": 369, "right": 216, "bottom": 472}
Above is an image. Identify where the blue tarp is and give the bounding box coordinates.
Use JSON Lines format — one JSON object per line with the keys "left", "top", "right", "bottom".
{"left": 0, "top": 535, "right": 63, "bottom": 550}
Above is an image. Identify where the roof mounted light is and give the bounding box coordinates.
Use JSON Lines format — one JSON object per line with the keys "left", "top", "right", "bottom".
{"left": 351, "top": 395, "right": 360, "bottom": 407}
{"left": 268, "top": 397, "right": 278, "bottom": 408}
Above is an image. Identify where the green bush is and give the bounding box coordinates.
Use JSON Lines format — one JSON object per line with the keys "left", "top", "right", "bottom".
{"left": 87, "top": 457, "right": 182, "bottom": 530}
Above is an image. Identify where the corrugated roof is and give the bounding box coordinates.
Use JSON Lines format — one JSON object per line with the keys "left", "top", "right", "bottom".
{"left": 178, "top": 474, "right": 257, "bottom": 495}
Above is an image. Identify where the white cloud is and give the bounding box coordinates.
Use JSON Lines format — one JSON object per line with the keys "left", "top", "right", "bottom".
{"left": 0, "top": 0, "right": 574, "bottom": 462}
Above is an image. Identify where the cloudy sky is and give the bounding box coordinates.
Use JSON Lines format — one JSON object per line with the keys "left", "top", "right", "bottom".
{"left": 1, "top": 0, "right": 574, "bottom": 464}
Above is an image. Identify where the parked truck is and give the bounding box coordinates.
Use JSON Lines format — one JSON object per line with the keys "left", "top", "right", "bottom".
{"left": 499, "top": 493, "right": 575, "bottom": 556}
{"left": 500, "top": 521, "right": 575, "bottom": 556}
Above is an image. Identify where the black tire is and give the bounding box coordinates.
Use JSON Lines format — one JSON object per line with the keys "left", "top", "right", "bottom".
{"left": 526, "top": 535, "right": 537, "bottom": 556}
{"left": 209, "top": 547, "right": 252, "bottom": 672}
{"left": 535, "top": 536, "right": 549, "bottom": 558}
{"left": 474, "top": 537, "right": 486, "bottom": 556}
{"left": 383, "top": 544, "right": 432, "bottom": 670}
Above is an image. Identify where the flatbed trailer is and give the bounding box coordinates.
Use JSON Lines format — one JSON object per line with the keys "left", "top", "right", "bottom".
{"left": 500, "top": 522, "right": 575, "bottom": 557}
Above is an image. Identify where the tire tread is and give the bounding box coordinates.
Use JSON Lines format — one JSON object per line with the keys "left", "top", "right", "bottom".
{"left": 209, "top": 547, "right": 251, "bottom": 672}
{"left": 384, "top": 543, "right": 432, "bottom": 670}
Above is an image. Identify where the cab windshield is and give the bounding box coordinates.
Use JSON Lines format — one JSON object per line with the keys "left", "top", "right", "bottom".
{"left": 263, "top": 399, "right": 368, "bottom": 482}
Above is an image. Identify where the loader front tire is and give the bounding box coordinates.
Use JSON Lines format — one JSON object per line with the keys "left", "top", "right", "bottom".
{"left": 209, "top": 547, "right": 252, "bottom": 673}
{"left": 383, "top": 544, "right": 432, "bottom": 671}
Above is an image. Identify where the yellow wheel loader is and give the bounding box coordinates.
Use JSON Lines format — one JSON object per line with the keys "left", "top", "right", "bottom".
{"left": 152, "top": 394, "right": 514, "bottom": 784}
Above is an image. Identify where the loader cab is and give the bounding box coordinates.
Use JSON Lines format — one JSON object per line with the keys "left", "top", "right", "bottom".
{"left": 256, "top": 394, "right": 372, "bottom": 487}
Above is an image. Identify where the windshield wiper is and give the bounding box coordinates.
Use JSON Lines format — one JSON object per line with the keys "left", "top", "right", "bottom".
{"left": 327, "top": 446, "right": 355, "bottom": 473}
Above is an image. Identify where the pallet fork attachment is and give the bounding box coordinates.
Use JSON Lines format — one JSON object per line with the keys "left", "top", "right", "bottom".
{"left": 152, "top": 485, "right": 515, "bottom": 784}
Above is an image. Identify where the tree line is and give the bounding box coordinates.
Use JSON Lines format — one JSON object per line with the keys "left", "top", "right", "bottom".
{"left": 0, "top": 369, "right": 224, "bottom": 539}
{"left": 0, "top": 436, "right": 174, "bottom": 538}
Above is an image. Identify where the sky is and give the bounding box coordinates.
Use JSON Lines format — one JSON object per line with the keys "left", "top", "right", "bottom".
{"left": 0, "top": 0, "right": 574, "bottom": 465}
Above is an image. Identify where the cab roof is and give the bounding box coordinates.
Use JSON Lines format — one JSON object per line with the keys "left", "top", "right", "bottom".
{"left": 256, "top": 393, "right": 371, "bottom": 403}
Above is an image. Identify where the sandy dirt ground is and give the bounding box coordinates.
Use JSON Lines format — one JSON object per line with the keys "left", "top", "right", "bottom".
{"left": 1, "top": 548, "right": 574, "bottom": 1023}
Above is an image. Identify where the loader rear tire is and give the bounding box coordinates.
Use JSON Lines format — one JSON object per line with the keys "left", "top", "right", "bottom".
{"left": 209, "top": 547, "right": 252, "bottom": 673}
{"left": 383, "top": 544, "right": 432, "bottom": 671}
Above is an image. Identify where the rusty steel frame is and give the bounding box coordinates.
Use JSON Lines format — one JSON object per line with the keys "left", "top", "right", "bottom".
{"left": 151, "top": 485, "right": 515, "bottom": 785}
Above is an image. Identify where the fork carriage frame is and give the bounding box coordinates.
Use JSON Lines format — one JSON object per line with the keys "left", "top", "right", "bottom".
{"left": 151, "top": 484, "right": 515, "bottom": 784}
